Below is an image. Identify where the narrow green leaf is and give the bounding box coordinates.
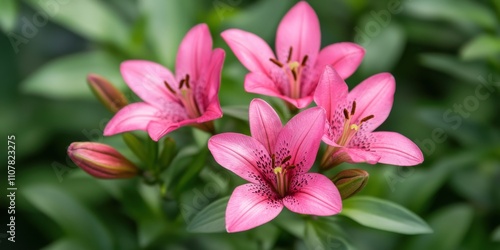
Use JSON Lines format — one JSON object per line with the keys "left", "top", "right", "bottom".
{"left": 186, "top": 196, "right": 229, "bottom": 233}
{"left": 221, "top": 105, "right": 249, "bottom": 122}
{"left": 419, "top": 53, "right": 488, "bottom": 83}
{"left": 404, "top": 0, "right": 497, "bottom": 30}
{"left": 21, "top": 51, "right": 123, "bottom": 99}
{"left": 492, "top": 225, "right": 500, "bottom": 241}
{"left": 405, "top": 204, "right": 474, "bottom": 250}
{"left": 22, "top": 184, "right": 113, "bottom": 250}
{"left": 304, "top": 218, "right": 354, "bottom": 250}
{"left": 25, "top": 0, "right": 128, "bottom": 47}
{"left": 358, "top": 22, "right": 406, "bottom": 75}
{"left": 141, "top": 0, "right": 195, "bottom": 67}
{"left": 42, "top": 238, "right": 88, "bottom": 250}
{"left": 0, "top": 0, "right": 17, "bottom": 32}
{"left": 341, "top": 196, "right": 432, "bottom": 235}
{"left": 461, "top": 35, "right": 500, "bottom": 61}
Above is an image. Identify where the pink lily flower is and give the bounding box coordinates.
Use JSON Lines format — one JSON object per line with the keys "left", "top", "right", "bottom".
{"left": 314, "top": 66, "right": 424, "bottom": 168}
{"left": 104, "top": 24, "right": 225, "bottom": 141}
{"left": 221, "top": 1, "right": 364, "bottom": 109}
{"left": 208, "top": 99, "right": 341, "bottom": 232}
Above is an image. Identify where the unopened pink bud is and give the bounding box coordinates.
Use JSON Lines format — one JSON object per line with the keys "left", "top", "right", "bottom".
{"left": 87, "top": 74, "right": 128, "bottom": 113}
{"left": 68, "top": 142, "right": 138, "bottom": 179}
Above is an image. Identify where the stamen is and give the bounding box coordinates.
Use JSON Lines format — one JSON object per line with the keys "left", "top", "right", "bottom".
{"left": 287, "top": 47, "right": 293, "bottom": 63}
{"left": 269, "top": 58, "right": 283, "bottom": 67}
{"left": 301, "top": 55, "right": 308, "bottom": 66}
{"left": 291, "top": 69, "right": 298, "bottom": 81}
{"left": 351, "top": 101, "right": 357, "bottom": 116}
{"left": 185, "top": 74, "right": 191, "bottom": 89}
{"left": 179, "top": 79, "right": 185, "bottom": 89}
{"left": 164, "top": 81, "right": 176, "bottom": 94}
{"left": 343, "top": 109, "right": 350, "bottom": 120}
{"left": 360, "top": 115, "right": 375, "bottom": 123}
{"left": 281, "top": 155, "right": 291, "bottom": 165}
{"left": 271, "top": 154, "right": 276, "bottom": 167}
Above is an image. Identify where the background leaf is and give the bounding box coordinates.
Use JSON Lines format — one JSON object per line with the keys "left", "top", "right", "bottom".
{"left": 341, "top": 196, "right": 433, "bottom": 235}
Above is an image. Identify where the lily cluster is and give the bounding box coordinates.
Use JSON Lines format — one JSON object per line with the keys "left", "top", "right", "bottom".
{"left": 68, "top": 1, "right": 423, "bottom": 234}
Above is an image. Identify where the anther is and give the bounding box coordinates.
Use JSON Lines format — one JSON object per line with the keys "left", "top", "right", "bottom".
{"left": 271, "top": 154, "right": 276, "bottom": 167}
{"left": 301, "top": 55, "right": 308, "bottom": 67}
{"left": 185, "top": 74, "right": 191, "bottom": 89}
{"left": 287, "top": 47, "right": 293, "bottom": 63}
{"left": 179, "top": 79, "right": 185, "bottom": 89}
{"left": 164, "top": 81, "right": 176, "bottom": 94}
{"left": 360, "top": 115, "right": 374, "bottom": 123}
{"left": 269, "top": 58, "right": 283, "bottom": 67}
{"left": 351, "top": 101, "right": 357, "bottom": 116}
{"left": 343, "top": 109, "right": 350, "bottom": 120}
{"left": 281, "top": 155, "right": 291, "bottom": 165}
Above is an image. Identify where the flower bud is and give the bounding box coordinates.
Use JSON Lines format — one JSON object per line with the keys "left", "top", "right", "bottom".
{"left": 87, "top": 74, "right": 128, "bottom": 113}
{"left": 331, "top": 169, "right": 369, "bottom": 200}
{"left": 68, "top": 142, "right": 138, "bottom": 179}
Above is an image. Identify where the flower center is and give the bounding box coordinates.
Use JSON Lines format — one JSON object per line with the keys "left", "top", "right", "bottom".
{"left": 269, "top": 47, "right": 309, "bottom": 99}
{"left": 272, "top": 155, "right": 294, "bottom": 198}
{"left": 164, "top": 74, "right": 202, "bottom": 119}
{"left": 337, "top": 101, "right": 374, "bottom": 147}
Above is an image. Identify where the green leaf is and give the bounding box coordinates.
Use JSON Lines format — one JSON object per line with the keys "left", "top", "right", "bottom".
{"left": 22, "top": 184, "right": 113, "bottom": 250}
{"left": 492, "top": 225, "right": 500, "bottom": 241}
{"left": 25, "top": 0, "right": 128, "bottom": 47}
{"left": 21, "top": 51, "right": 123, "bottom": 99}
{"left": 358, "top": 22, "right": 406, "bottom": 75}
{"left": 419, "top": 53, "right": 488, "bottom": 83}
{"left": 341, "top": 196, "right": 432, "bottom": 235}
{"left": 460, "top": 35, "right": 500, "bottom": 61}
{"left": 186, "top": 196, "right": 229, "bottom": 233}
{"left": 42, "top": 238, "right": 89, "bottom": 250}
{"left": 405, "top": 204, "right": 474, "bottom": 250}
{"left": 404, "top": 0, "right": 497, "bottom": 30}
{"left": 222, "top": 105, "right": 249, "bottom": 122}
{"left": 0, "top": 0, "right": 17, "bottom": 32}
{"left": 304, "top": 217, "right": 354, "bottom": 250}
{"left": 141, "top": 0, "right": 196, "bottom": 67}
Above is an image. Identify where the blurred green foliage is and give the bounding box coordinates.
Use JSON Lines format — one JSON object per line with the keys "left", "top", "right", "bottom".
{"left": 1, "top": 0, "right": 500, "bottom": 249}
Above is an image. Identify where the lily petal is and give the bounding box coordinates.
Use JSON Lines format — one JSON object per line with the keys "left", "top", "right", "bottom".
{"left": 245, "top": 72, "right": 313, "bottom": 109}
{"left": 144, "top": 101, "right": 190, "bottom": 141}
{"left": 249, "top": 99, "right": 283, "bottom": 153}
{"left": 274, "top": 107, "right": 325, "bottom": 174}
{"left": 226, "top": 183, "right": 283, "bottom": 233}
{"left": 370, "top": 132, "right": 424, "bottom": 166}
{"left": 315, "top": 42, "right": 365, "bottom": 79}
{"left": 314, "top": 66, "right": 349, "bottom": 121}
{"left": 341, "top": 147, "right": 381, "bottom": 164}
{"left": 276, "top": 1, "right": 320, "bottom": 64}
{"left": 104, "top": 102, "right": 162, "bottom": 136}
{"left": 348, "top": 73, "right": 395, "bottom": 132}
{"left": 208, "top": 133, "right": 275, "bottom": 184}
{"left": 202, "top": 48, "right": 226, "bottom": 104}
{"left": 221, "top": 29, "right": 276, "bottom": 74}
{"left": 120, "top": 60, "right": 177, "bottom": 107}
{"left": 283, "top": 173, "right": 342, "bottom": 216}
{"left": 176, "top": 23, "right": 212, "bottom": 81}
